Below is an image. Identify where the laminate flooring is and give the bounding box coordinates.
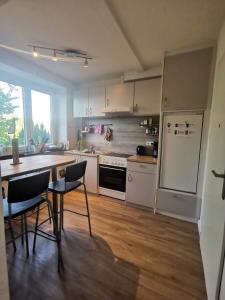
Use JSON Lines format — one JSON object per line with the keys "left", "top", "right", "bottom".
{"left": 6, "top": 191, "right": 207, "bottom": 300}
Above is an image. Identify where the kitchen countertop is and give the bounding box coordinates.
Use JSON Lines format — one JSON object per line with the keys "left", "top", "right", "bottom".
{"left": 127, "top": 155, "right": 158, "bottom": 165}
{"left": 65, "top": 150, "right": 100, "bottom": 157}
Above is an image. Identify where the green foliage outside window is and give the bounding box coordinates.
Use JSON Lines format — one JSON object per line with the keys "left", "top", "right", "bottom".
{"left": 0, "top": 84, "right": 50, "bottom": 150}
{"left": 0, "top": 85, "right": 17, "bottom": 146}
{"left": 32, "top": 123, "right": 50, "bottom": 145}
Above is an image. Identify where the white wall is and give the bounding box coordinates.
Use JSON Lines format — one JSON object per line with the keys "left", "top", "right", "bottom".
{"left": 200, "top": 20, "right": 225, "bottom": 228}
{"left": 199, "top": 17, "right": 225, "bottom": 299}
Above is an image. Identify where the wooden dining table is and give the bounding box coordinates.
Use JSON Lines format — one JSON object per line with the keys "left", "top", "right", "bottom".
{"left": 0, "top": 154, "right": 76, "bottom": 233}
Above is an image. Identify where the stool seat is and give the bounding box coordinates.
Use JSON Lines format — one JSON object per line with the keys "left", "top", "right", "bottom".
{"left": 3, "top": 195, "right": 44, "bottom": 219}
{"left": 48, "top": 178, "right": 81, "bottom": 194}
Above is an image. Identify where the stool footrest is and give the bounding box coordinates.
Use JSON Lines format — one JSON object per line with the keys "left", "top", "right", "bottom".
{"left": 63, "top": 208, "right": 88, "bottom": 217}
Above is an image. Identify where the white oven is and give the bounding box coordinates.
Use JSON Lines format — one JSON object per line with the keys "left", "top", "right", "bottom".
{"left": 98, "top": 153, "right": 130, "bottom": 200}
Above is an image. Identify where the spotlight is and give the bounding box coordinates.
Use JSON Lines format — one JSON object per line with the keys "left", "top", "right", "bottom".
{"left": 52, "top": 50, "right": 58, "bottom": 61}
{"left": 84, "top": 58, "right": 88, "bottom": 67}
{"left": 32, "top": 47, "right": 38, "bottom": 57}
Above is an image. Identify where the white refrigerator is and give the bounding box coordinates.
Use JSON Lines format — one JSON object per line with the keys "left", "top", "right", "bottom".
{"left": 159, "top": 112, "right": 203, "bottom": 194}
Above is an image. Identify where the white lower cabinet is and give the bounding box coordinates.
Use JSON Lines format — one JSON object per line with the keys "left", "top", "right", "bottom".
{"left": 78, "top": 155, "right": 98, "bottom": 194}
{"left": 156, "top": 189, "right": 198, "bottom": 219}
{"left": 126, "top": 162, "right": 157, "bottom": 208}
{"left": 57, "top": 154, "right": 98, "bottom": 194}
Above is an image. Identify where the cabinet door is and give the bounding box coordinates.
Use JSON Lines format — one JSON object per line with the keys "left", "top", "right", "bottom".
{"left": 126, "top": 171, "right": 156, "bottom": 208}
{"left": 73, "top": 88, "right": 89, "bottom": 118}
{"left": 105, "top": 82, "right": 134, "bottom": 108}
{"left": 134, "top": 78, "right": 161, "bottom": 115}
{"left": 156, "top": 189, "right": 198, "bottom": 219}
{"left": 88, "top": 86, "right": 105, "bottom": 117}
{"left": 80, "top": 156, "right": 98, "bottom": 194}
{"left": 162, "top": 47, "right": 213, "bottom": 111}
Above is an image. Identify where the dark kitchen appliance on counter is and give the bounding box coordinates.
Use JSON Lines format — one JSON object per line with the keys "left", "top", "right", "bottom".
{"left": 136, "top": 145, "right": 146, "bottom": 156}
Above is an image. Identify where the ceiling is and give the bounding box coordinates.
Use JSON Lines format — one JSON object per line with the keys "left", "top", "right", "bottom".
{"left": 0, "top": 0, "right": 225, "bottom": 84}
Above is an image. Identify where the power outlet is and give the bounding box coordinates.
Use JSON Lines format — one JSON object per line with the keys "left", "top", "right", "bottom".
{"left": 146, "top": 141, "right": 152, "bottom": 146}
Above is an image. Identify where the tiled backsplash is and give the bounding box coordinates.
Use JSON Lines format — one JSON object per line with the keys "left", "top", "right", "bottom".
{"left": 80, "top": 116, "right": 159, "bottom": 154}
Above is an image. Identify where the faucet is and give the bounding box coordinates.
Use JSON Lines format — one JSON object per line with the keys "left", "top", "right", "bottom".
{"left": 89, "top": 145, "right": 95, "bottom": 154}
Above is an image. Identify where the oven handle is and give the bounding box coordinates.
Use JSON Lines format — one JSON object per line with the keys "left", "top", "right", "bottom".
{"left": 99, "top": 165, "right": 126, "bottom": 172}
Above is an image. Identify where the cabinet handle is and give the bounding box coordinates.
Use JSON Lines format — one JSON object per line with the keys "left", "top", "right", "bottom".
{"left": 173, "top": 194, "right": 182, "bottom": 199}
{"left": 128, "top": 174, "right": 133, "bottom": 182}
{"left": 86, "top": 107, "right": 88, "bottom": 116}
{"left": 164, "top": 97, "right": 168, "bottom": 106}
{"left": 106, "top": 99, "right": 109, "bottom": 107}
{"left": 89, "top": 107, "right": 92, "bottom": 115}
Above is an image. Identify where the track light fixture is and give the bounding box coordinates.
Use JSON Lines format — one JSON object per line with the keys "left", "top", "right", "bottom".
{"left": 0, "top": 43, "right": 92, "bottom": 65}
{"left": 28, "top": 45, "right": 91, "bottom": 64}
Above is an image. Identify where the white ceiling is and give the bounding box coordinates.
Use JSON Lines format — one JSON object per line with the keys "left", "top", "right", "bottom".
{"left": 0, "top": 0, "right": 225, "bottom": 84}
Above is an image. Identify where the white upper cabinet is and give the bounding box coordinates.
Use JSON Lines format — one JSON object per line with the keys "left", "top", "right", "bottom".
{"left": 105, "top": 82, "right": 134, "bottom": 108}
{"left": 88, "top": 86, "right": 105, "bottom": 117}
{"left": 134, "top": 78, "right": 161, "bottom": 115}
{"left": 162, "top": 47, "right": 213, "bottom": 111}
{"left": 74, "top": 86, "right": 106, "bottom": 118}
{"left": 73, "top": 88, "right": 89, "bottom": 118}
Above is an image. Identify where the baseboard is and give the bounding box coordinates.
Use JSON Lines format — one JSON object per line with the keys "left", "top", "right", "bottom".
{"left": 156, "top": 209, "right": 197, "bottom": 223}
{"left": 126, "top": 201, "right": 154, "bottom": 212}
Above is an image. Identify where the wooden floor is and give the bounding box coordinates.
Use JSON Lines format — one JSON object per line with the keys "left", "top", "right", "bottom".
{"left": 6, "top": 191, "right": 207, "bottom": 300}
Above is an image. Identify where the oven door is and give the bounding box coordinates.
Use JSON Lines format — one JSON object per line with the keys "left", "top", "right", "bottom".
{"left": 99, "top": 164, "right": 126, "bottom": 192}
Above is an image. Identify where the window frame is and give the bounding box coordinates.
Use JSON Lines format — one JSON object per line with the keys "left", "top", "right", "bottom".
{"left": 0, "top": 79, "right": 54, "bottom": 153}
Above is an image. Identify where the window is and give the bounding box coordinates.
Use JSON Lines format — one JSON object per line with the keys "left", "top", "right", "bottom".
{"left": 0, "top": 80, "right": 53, "bottom": 155}
{"left": 0, "top": 81, "right": 25, "bottom": 148}
{"left": 31, "top": 90, "right": 51, "bottom": 144}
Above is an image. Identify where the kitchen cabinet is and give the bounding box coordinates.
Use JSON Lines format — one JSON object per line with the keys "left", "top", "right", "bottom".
{"left": 77, "top": 155, "right": 98, "bottom": 194}
{"left": 74, "top": 86, "right": 105, "bottom": 117}
{"left": 156, "top": 189, "right": 199, "bottom": 219}
{"left": 73, "top": 88, "right": 89, "bottom": 117}
{"left": 134, "top": 78, "right": 161, "bottom": 115}
{"left": 88, "top": 86, "right": 105, "bottom": 117}
{"left": 126, "top": 161, "right": 157, "bottom": 208}
{"left": 56, "top": 154, "right": 98, "bottom": 194}
{"left": 105, "top": 82, "right": 134, "bottom": 108}
{"left": 162, "top": 47, "right": 213, "bottom": 111}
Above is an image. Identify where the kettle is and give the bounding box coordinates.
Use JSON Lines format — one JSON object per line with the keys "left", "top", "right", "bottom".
{"left": 136, "top": 145, "right": 146, "bottom": 156}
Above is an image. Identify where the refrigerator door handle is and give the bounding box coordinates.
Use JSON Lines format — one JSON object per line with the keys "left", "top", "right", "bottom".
{"left": 212, "top": 170, "right": 225, "bottom": 200}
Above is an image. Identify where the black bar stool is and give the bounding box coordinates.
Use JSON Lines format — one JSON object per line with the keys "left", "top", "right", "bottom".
{"left": 3, "top": 171, "right": 60, "bottom": 262}
{"left": 48, "top": 160, "right": 92, "bottom": 236}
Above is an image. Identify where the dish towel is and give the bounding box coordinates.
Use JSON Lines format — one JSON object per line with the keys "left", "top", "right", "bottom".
{"left": 95, "top": 124, "right": 103, "bottom": 135}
